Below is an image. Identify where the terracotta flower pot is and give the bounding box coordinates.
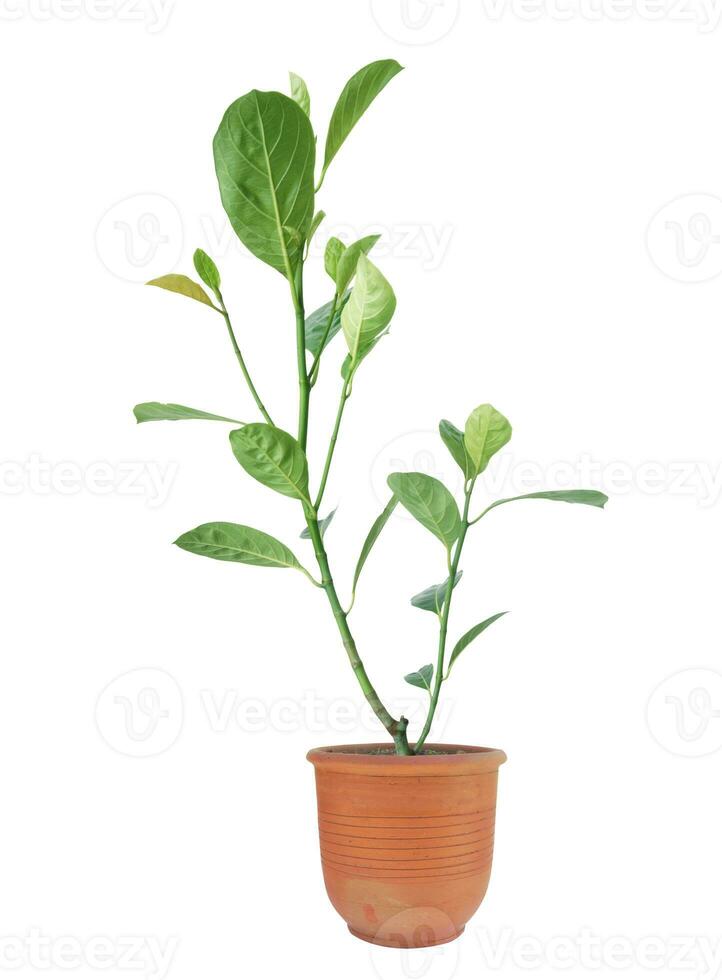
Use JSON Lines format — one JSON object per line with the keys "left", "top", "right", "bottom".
{"left": 307, "top": 743, "right": 506, "bottom": 947}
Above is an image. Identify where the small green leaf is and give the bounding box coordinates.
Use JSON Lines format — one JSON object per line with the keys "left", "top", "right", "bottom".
{"left": 411, "top": 571, "right": 463, "bottom": 614}
{"left": 334, "top": 234, "right": 381, "bottom": 294}
{"left": 351, "top": 496, "right": 397, "bottom": 598}
{"left": 321, "top": 60, "right": 403, "bottom": 183}
{"left": 481, "top": 489, "right": 609, "bottom": 518}
{"left": 404, "top": 664, "right": 433, "bottom": 694}
{"left": 301, "top": 509, "right": 336, "bottom": 540}
{"left": 464, "top": 404, "right": 512, "bottom": 476}
{"left": 229, "top": 424, "right": 310, "bottom": 503}
{"left": 439, "top": 419, "right": 474, "bottom": 481}
{"left": 146, "top": 274, "right": 216, "bottom": 309}
{"left": 325, "top": 237, "right": 346, "bottom": 281}
{"left": 304, "top": 292, "right": 350, "bottom": 357}
{"left": 133, "top": 402, "right": 242, "bottom": 424}
{"left": 447, "top": 612, "right": 509, "bottom": 677}
{"left": 341, "top": 254, "right": 396, "bottom": 369}
{"left": 175, "top": 522, "right": 304, "bottom": 570}
{"left": 387, "top": 472, "right": 461, "bottom": 549}
{"left": 193, "top": 249, "right": 221, "bottom": 292}
{"left": 289, "top": 71, "right": 311, "bottom": 117}
{"left": 307, "top": 210, "right": 326, "bottom": 246}
{"left": 213, "top": 90, "right": 315, "bottom": 277}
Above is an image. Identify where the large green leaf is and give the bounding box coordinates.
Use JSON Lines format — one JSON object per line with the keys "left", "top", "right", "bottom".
{"left": 289, "top": 71, "right": 311, "bottom": 117}
{"left": 387, "top": 472, "right": 461, "bottom": 549}
{"left": 192, "top": 249, "right": 221, "bottom": 292}
{"left": 411, "top": 571, "right": 463, "bottom": 615}
{"left": 351, "top": 496, "right": 397, "bottom": 598}
{"left": 341, "top": 254, "right": 396, "bottom": 369}
{"left": 213, "top": 90, "right": 315, "bottom": 276}
{"left": 134, "top": 402, "right": 242, "bottom": 424}
{"left": 464, "top": 404, "right": 512, "bottom": 476}
{"left": 334, "top": 234, "right": 381, "bottom": 294}
{"left": 229, "top": 424, "right": 310, "bottom": 502}
{"left": 439, "top": 419, "right": 474, "bottom": 481}
{"left": 146, "top": 274, "right": 216, "bottom": 309}
{"left": 304, "top": 292, "right": 350, "bottom": 357}
{"left": 321, "top": 60, "right": 403, "bottom": 183}
{"left": 482, "top": 489, "right": 609, "bottom": 517}
{"left": 447, "top": 612, "right": 509, "bottom": 676}
{"left": 404, "top": 664, "right": 433, "bottom": 694}
{"left": 175, "top": 522, "right": 303, "bottom": 570}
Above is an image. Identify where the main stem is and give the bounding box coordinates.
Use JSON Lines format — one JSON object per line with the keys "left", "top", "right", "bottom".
{"left": 413, "top": 486, "right": 473, "bottom": 753}
{"left": 292, "top": 255, "right": 410, "bottom": 754}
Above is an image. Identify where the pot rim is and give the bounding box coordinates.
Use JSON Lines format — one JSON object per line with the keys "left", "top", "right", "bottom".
{"left": 307, "top": 742, "right": 507, "bottom": 776}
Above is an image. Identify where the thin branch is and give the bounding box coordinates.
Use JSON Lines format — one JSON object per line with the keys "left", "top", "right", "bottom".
{"left": 216, "top": 291, "right": 274, "bottom": 426}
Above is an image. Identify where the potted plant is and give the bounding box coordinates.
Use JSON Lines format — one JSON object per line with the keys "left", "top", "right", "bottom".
{"left": 135, "top": 60, "right": 607, "bottom": 947}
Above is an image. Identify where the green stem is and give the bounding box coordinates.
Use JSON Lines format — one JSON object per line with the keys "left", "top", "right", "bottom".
{"left": 314, "top": 380, "right": 350, "bottom": 511}
{"left": 413, "top": 487, "right": 473, "bottom": 754}
{"left": 304, "top": 511, "right": 411, "bottom": 754}
{"left": 216, "top": 292, "right": 273, "bottom": 426}
{"left": 293, "top": 267, "right": 310, "bottom": 450}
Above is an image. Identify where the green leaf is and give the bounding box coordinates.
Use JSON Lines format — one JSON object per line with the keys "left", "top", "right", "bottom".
{"left": 133, "top": 402, "right": 242, "bottom": 424}
{"left": 192, "top": 249, "right": 221, "bottom": 292}
{"left": 334, "top": 234, "right": 381, "bottom": 294}
{"left": 213, "top": 90, "right": 315, "bottom": 276}
{"left": 289, "top": 71, "right": 311, "bottom": 117}
{"left": 325, "top": 237, "right": 346, "bottom": 281}
{"left": 404, "top": 664, "right": 433, "bottom": 694}
{"left": 321, "top": 60, "right": 403, "bottom": 183}
{"left": 301, "top": 509, "right": 336, "bottom": 540}
{"left": 447, "top": 612, "right": 509, "bottom": 677}
{"left": 229, "top": 423, "right": 310, "bottom": 503}
{"left": 387, "top": 472, "right": 461, "bottom": 549}
{"left": 351, "top": 496, "right": 397, "bottom": 598}
{"left": 307, "top": 210, "right": 326, "bottom": 245}
{"left": 483, "top": 489, "right": 609, "bottom": 516}
{"left": 146, "top": 274, "right": 216, "bottom": 309}
{"left": 341, "top": 254, "right": 396, "bottom": 369}
{"left": 411, "top": 571, "right": 463, "bottom": 614}
{"left": 304, "top": 292, "right": 350, "bottom": 357}
{"left": 439, "top": 419, "right": 474, "bottom": 481}
{"left": 175, "top": 521, "right": 303, "bottom": 570}
{"left": 464, "top": 404, "right": 512, "bottom": 476}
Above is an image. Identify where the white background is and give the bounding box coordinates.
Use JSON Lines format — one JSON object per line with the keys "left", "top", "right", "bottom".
{"left": 2, "top": 0, "right": 721, "bottom": 978}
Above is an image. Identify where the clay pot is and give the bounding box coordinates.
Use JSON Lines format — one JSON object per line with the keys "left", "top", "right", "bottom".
{"left": 307, "top": 743, "right": 506, "bottom": 947}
